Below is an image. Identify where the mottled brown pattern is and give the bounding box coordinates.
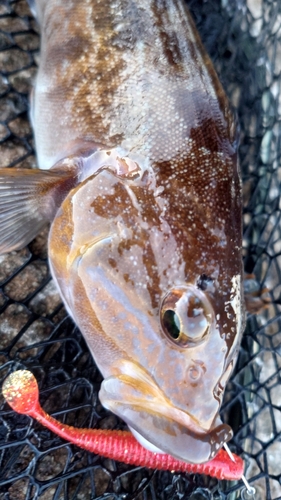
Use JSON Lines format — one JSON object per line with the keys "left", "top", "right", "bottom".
{"left": 32, "top": 0, "right": 238, "bottom": 169}
{"left": 4, "top": 0, "right": 244, "bottom": 465}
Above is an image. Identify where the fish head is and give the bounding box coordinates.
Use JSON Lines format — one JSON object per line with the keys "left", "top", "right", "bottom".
{"left": 49, "top": 152, "right": 244, "bottom": 464}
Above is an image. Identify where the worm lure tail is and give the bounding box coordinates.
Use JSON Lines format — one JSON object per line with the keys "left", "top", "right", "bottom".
{"left": 2, "top": 370, "right": 244, "bottom": 481}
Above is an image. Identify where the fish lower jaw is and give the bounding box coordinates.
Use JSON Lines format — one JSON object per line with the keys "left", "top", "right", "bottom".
{"left": 99, "top": 364, "right": 233, "bottom": 464}
{"left": 129, "top": 427, "right": 166, "bottom": 454}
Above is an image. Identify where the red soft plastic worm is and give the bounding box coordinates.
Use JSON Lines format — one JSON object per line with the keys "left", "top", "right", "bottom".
{"left": 2, "top": 370, "right": 244, "bottom": 481}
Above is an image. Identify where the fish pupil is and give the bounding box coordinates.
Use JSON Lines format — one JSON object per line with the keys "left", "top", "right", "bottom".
{"left": 162, "top": 310, "right": 181, "bottom": 340}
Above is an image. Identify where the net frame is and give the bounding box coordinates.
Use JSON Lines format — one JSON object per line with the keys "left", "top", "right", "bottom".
{"left": 0, "top": 0, "right": 280, "bottom": 499}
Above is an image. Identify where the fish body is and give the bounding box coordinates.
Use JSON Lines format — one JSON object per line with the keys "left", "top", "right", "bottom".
{"left": 0, "top": 0, "right": 244, "bottom": 464}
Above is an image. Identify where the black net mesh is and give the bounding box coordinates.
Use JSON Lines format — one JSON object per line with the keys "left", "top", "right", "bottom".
{"left": 0, "top": 0, "right": 280, "bottom": 499}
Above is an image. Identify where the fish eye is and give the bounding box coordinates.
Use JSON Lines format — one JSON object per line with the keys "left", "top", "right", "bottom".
{"left": 160, "top": 286, "right": 214, "bottom": 347}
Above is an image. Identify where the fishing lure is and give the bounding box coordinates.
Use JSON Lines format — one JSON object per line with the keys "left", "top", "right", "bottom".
{"left": 0, "top": 0, "right": 250, "bottom": 484}
{"left": 2, "top": 370, "right": 244, "bottom": 480}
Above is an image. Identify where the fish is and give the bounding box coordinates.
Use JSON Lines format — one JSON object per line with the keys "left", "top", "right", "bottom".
{"left": 0, "top": 0, "right": 244, "bottom": 465}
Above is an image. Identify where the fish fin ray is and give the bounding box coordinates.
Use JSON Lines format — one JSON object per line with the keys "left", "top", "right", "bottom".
{"left": 0, "top": 168, "right": 76, "bottom": 254}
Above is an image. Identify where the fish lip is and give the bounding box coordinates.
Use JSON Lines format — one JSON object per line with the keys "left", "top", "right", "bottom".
{"left": 99, "top": 361, "right": 232, "bottom": 464}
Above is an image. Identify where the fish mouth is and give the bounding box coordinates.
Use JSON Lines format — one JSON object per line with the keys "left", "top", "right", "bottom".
{"left": 99, "top": 361, "right": 232, "bottom": 464}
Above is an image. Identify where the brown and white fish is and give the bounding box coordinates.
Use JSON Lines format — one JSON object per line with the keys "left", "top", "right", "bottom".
{"left": 0, "top": 0, "right": 244, "bottom": 464}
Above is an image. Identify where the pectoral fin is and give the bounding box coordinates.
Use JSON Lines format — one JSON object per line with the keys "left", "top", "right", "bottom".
{"left": 0, "top": 168, "right": 76, "bottom": 254}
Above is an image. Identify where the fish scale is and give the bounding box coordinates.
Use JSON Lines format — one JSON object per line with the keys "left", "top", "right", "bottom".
{"left": 0, "top": 0, "right": 244, "bottom": 468}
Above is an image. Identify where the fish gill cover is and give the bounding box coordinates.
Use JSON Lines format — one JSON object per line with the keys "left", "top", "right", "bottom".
{"left": 0, "top": 0, "right": 280, "bottom": 499}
